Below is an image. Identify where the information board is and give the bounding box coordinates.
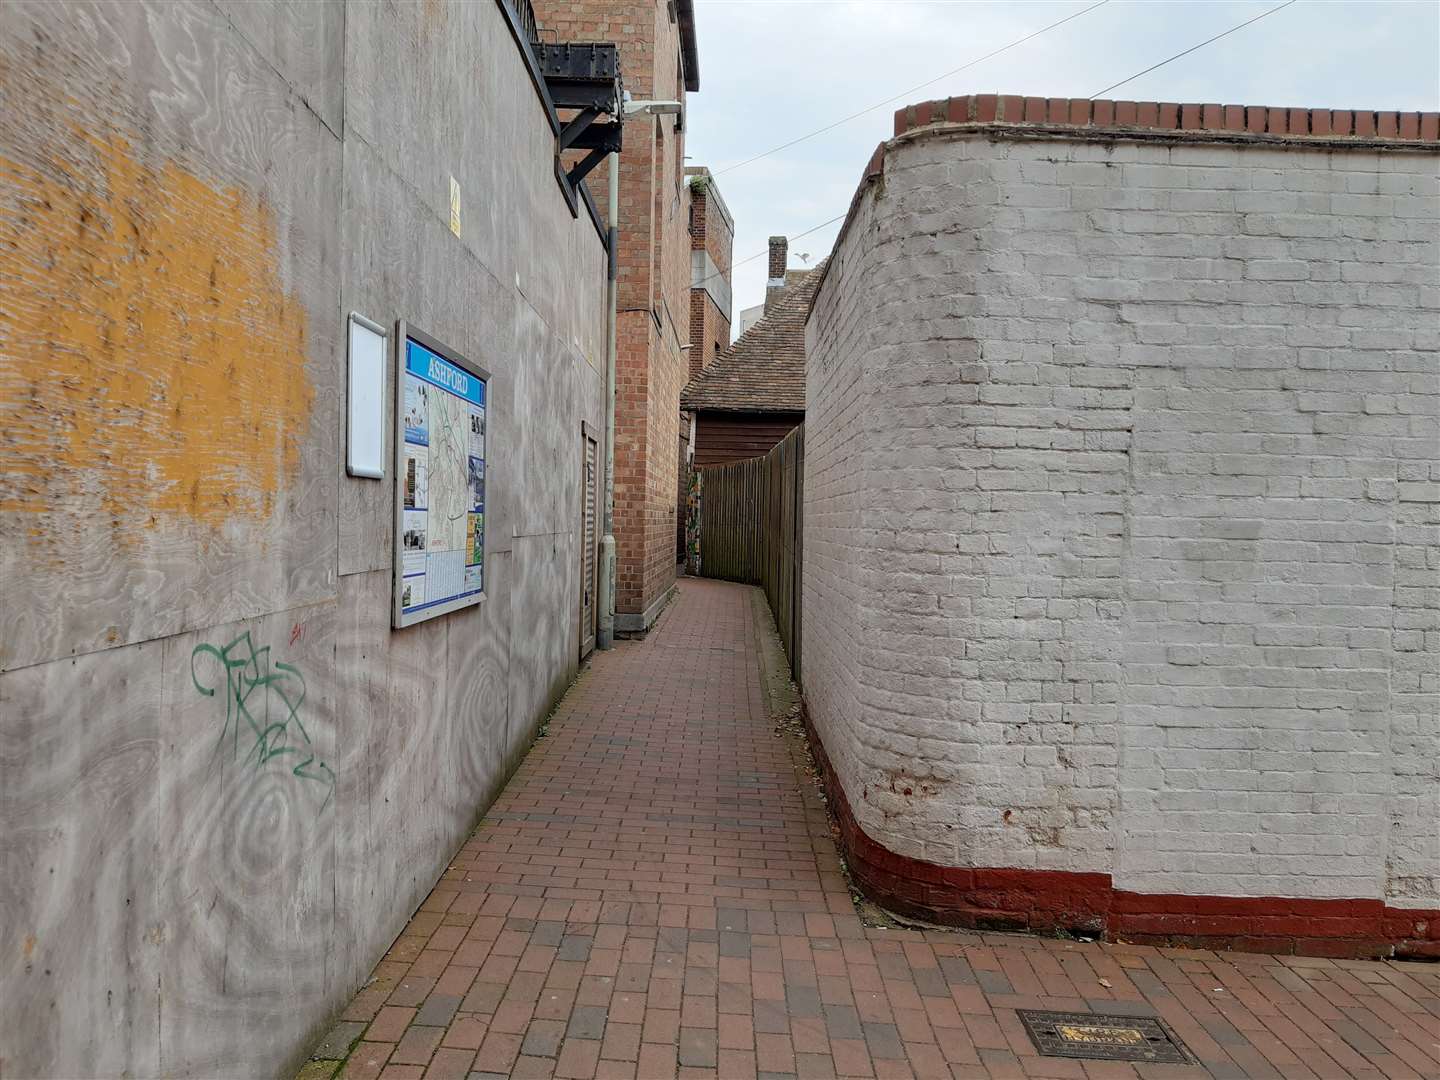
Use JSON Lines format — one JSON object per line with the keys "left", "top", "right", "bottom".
{"left": 393, "top": 324, "right": 488, "bottom": 628}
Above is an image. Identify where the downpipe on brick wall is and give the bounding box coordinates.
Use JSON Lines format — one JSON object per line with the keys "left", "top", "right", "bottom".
{"left": 597, "top": 149, "right": 618, "bottom": 651}
{"left": 596, "top": 101, "right": 678, "bottom": 649}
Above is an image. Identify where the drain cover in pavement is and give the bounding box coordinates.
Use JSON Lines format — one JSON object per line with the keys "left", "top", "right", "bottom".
{"left": 1016, "top": 1010, "right": 1194, "bottom": 1063}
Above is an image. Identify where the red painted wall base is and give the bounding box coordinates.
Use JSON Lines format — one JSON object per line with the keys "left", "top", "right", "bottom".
{"left": 803, "top": 713, "right": 1438, "bottom": 960}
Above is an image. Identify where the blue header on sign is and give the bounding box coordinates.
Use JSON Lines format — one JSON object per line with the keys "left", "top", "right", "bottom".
{"left": 406, "top": 339, "right": 485, "bottom": 408}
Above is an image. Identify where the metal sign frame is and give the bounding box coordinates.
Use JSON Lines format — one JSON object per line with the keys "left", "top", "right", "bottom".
{"left": 347, "top": 312, "right": 389, "bottom": 479}
{"left": 392, "top": 321, "right": 491, "bottom": 629}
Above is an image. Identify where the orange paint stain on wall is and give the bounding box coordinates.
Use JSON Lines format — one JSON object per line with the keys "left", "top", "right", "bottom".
{"left": 0, "top": 126, "right": 313, "bottom": 534}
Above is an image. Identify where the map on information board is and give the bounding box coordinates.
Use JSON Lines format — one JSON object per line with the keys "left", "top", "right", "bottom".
{"left": 394, "top": 331, "right": 486, "bottom": 627}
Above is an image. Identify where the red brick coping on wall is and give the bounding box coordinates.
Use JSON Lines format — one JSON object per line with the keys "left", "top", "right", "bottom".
{"left": 892, "top": 93, "right": 1440, "bottom": 143}
{"left": 818, "top": 93, "right": 1439, "bottom": 307}
{"left": 801, "top": 711, "right": 1439, "bottom": 960}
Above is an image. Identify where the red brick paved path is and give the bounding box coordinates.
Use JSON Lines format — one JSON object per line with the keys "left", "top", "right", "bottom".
{"left": 306, "top": 579, "right": 1440, "bottom": 1080}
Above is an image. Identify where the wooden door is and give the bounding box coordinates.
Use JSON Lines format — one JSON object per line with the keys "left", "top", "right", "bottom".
{"left": 579, "top": 426, "right": 599, "bottom": 659}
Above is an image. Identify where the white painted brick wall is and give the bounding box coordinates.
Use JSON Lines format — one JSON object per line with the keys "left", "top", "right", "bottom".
{"left": 804, "top": 130, "right": 1439, "bottom": 905}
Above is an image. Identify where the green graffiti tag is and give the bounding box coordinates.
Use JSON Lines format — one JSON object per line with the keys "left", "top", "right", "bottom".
{"left": 190, "top": 632, "right": 335, "bottom": 811}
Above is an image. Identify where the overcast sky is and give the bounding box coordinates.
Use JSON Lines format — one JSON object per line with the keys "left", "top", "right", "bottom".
{"left": 683, "top": 0, "right": 1440, "bottom": 328}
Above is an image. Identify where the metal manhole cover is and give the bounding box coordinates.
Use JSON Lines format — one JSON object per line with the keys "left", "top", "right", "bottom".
{"left": 1016, "top": 1010, "right": 1194, "bottom": 1063}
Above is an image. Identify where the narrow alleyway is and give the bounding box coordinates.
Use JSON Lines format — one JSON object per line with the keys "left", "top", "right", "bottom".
{"left": 305, "top": 579, "right": 1440, "bottom": 1080}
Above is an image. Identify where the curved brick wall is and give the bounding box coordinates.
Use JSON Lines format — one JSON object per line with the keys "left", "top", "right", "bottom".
{"left": 801, "top": 96, "right": 1440, "bottom": 957}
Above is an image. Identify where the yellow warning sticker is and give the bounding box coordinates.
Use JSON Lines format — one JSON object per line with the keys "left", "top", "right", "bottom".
{"left": 1056, "top": 1025, "right": 1146, "bottom": 1046}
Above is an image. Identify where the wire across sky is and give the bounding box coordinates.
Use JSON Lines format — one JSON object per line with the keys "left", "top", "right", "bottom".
{"left": 705, "top": 0, "right": 1305, "bottom": 300}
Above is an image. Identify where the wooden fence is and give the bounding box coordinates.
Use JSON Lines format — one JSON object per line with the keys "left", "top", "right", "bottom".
{"left": 694, "top": 425, "right": 804, "bottom": 680}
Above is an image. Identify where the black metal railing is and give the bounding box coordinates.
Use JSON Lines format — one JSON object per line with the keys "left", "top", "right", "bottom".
{"left": 514, "top": 0, "right": 539, "bottom": 43}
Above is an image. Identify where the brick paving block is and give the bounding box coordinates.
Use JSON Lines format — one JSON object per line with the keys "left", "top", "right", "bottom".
{"left": 343, "top": 982, "right": 396, "bottom": 1024}
{"left": 650, "top": 979, "right": 685, "bottom": 1011}
{"left": 862, "top": 1021, "right": 907, "bottom": 1063}
{"left": 608, "top": 993, "right": 646, "bottom": 1026}
{"left": 368, "top": 1007, "right": 418, "bottom": 1045}
{"left": 822, "top": 1004, "right": 864, "bottom": 1041}
{"left": 422, "top": 1047, "right": 475, "bottom": 1080}
{"left": 510, "top": 1056, "right": 556, "bottom": 1079}
{"left": 492, "top": 1000, "right": 537, "bottom": 1034}
{"left": 828, "top": 1036, "right": 874, "bottom": 1077}
{"left": 435, "top": 966, "right": 480, "bottom": 998}
{"left": 720, "top": 933, "right": 754, "bottom": 961}
{"left": 476, "top": 1031, "right": 523, "bottom": 1074}
{"left": 431, "top": 926, "right": 468, "bottom": 952}
{"left": 637, "top": 1042, "right": 678, "bottom": 1080}
{"left": 891, "top": 1010, "right": 933, "bottom": 1046}
{"left": 717, "top": 985, "right": 754, "bottom": 1018}
{"left": 678, "top": 1028, "right": 719, "bottom": 1068}
{"left": 754, "top": 971, "right": 788, "bottom": 1001}
{"left": 718, "top": 1011, "right": 754, "bottom": 1051}
{"left": 593, "top": 1060, "right": 637, "bottom": 1080}
{"left": 342, "top": 1043, "right": 394, "bottom": 1080}
{"left": 643, "top": 1007, "right": 683, "bottom": 1046}
{"left": 441, "top": 1017, "right": 488, "bottom": 1051}
{"left": 555, "top": 1037, "right": 602, "bottom": 1079}
{"left": 379, "top": 1065, "right": 425, "bottom": 1080}
{"left": 600, "top": 1020, "right": 642, "bottom": 1062}
{"left": 854, "top": 990, "right": 893, "bottom": 1025}
{"left": 756, "top": 1032, "right": 797, "bottom": 1074}
{"left": 313, "top": 1021, "right": 368, "bottom": 1061}
{"left": 682, "top": 994, "right": 718, "bottom": 1030}
{"left": 455, "top": 938, "right": 495, "bottom": 973}
{"left": 787, "top": 985, "right": 824, "bottom": 1019}
{"left": 792, "top": 1016, "right": 830, "bottom": 1055}
{"left": 390, "top": 1027, "right": 444, "bottom": 1067}
{"left": 521, "top": 1019, "right": 568, "bottom": 1058}
{"left": 796, "top": 1051, "right": 838, "bottom": 1079}
{"left": 931, "top": 1026, "right": 979, "bottom": 1067}
{"left": 754, "top": 998, "right": 791, "bottom": 1035}
{"left": 898, "top": 1042, "right": 947, "bottom": 1079}
{"left": 718, "top": 1048, "right": 759, "bottom": 1079}
{"left": 459, "top": 981, "right": 505, "bottom": 1015}
{"left": 536, "top": 987, "right": 579, "bottom": 1021}
{"left": 559, "top": 936, "right": 594, "bottom": 963}
{"left": 567, "top": 1005, "right": 609, "bottom": 1041}
{"left": 416, "top": 994, "right": 462, "bottom": 1028}
{"left": 1078, "top": 1061, "right": 1141, "bottom": 1078}
{"left": 390, "top": 978, "right": 439, "bottom": 1008}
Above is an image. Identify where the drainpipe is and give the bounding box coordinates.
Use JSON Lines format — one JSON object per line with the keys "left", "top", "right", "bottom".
{"left": 597, "top": 151, "right": 619, "bottom": 650}
{"left": 596, "top": 101, "right": 679, "bottom": 649}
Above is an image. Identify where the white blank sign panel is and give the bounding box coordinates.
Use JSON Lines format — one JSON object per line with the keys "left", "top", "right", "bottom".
{"left": 348, "top": 313, "right": 387, "bottom": 478}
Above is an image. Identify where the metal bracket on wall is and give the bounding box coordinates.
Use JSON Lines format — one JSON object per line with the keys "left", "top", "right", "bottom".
{"left": 536, "top": 42, "right": 623, "bottom": 190}
{"left": 559, "top": 108, "right": 600, "bottom": 150}
{"left": 565, "top": 148, "right": 610, "bottom": 188}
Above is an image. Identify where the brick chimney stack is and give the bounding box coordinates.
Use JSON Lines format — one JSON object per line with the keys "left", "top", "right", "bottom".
{"left": 764, "top": 235, "right": 787, "bottom": 312}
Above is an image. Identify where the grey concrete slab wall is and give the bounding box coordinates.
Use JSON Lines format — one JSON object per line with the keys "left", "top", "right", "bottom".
{"left": 0, "top": 1, "right": 606, "bottom": 1075}
{"left": 804, "top": 124, "right": 1439, "bottom": 911}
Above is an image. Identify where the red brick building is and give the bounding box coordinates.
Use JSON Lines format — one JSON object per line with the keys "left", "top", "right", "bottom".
{"left": 684, "top": 166, "right": 734, "bottom": 376}
{"left": 676, "top": 165, "right": 734, "bottom": 552}
{"left": 682, "top": 237, "right": 822, "bottom": 466}
{"left": 534, "top": 0, "right": 699, "bottom": 633}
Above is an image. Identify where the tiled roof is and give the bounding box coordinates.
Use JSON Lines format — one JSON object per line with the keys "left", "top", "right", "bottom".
{"left": 681, "top": 262, "right": 825, "bottom": 413}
